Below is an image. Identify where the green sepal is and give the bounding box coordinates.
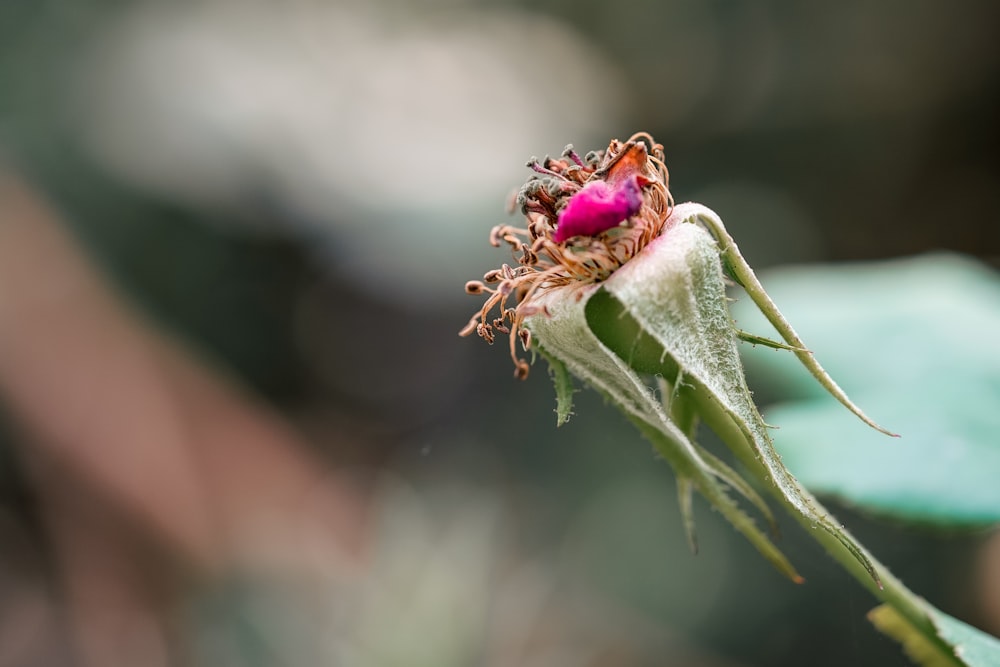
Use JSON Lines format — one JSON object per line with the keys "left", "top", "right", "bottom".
{"left": 541, "top": 350, "right": 576, "bottom": 426}
{"left": 524, "top": 236, "right": 802, "bottom": 582}
{"left": 694, "top": 205, "right": 898, "bottom": 438}
{"left": 735, "top": 328, "right": 807, "bottom": 352}
{"left": 590, "top": 208, "right": 880, "bottom": 586}
{"left": 676, "top": 477, "right": 697, "bottom": 555}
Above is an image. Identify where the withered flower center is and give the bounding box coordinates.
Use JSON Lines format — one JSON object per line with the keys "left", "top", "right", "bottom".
{"left": 460, "top": 132, "right": 674, "bottom": 378}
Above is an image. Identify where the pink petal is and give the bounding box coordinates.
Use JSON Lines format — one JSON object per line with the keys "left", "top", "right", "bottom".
{"left": 553, "top": 177, "right": 643, "bottom": 243}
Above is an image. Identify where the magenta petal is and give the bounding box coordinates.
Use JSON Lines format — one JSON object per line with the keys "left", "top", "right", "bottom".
{"left": 553, "top": 177, "right": 643, "bottom": 243}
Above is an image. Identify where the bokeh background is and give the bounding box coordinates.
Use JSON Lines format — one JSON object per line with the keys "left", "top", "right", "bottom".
{"left": 1, "top": 1, "right": 999, "bottom": 665}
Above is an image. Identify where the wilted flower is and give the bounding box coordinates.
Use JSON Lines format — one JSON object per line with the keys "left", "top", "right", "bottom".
{"left": 459, "top": 133, "right": 674, "bottom": 378}
{"left": 458, "top": 134, "right": 897, "bottom": 588}
{"left": 453, "top": 134, "right": 989, "bottom": 667}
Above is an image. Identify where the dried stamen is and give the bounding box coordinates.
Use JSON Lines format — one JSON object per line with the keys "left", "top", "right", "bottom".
{"left": 461, "top": 133, "right": 674, "bottom": 378}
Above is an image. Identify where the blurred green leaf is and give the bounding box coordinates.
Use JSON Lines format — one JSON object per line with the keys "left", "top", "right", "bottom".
{"left": 870, "top": 603, "right": 1000, "bottom": 667}
{"left": 930, "top": 609, "right": 1000, "bottom": 667}
{"left": 732, "top": 254, "right": 1000, "bottom": 525}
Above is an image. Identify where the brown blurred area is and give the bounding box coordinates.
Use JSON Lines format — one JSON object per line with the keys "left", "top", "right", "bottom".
{"left": 1, "top": 1, "right": 999, "bottom": 665}
{"left": 0, "top": 174, "right": 368, "bottom": 665}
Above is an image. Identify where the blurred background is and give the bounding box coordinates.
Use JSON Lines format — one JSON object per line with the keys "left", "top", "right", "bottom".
{"left": 1, "top": 0, "right": 999, "bottom": 665}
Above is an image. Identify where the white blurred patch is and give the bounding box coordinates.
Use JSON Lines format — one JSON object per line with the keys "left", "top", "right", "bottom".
{"left": 74, "top": 1, "right": 626, "bottom": 304}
